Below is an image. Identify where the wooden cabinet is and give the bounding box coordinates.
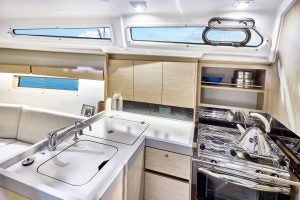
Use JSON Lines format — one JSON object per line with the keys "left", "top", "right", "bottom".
{"left": 144, "top": 147, "right": 191, "bottom": 200}
{"left": 134, "top": 61, "right": 162, "bottom": 104}
{"left": 106, "top": 58, "right": 197, "bottom": 108}
{"left": 0, "top": 187, "right": 29, "bottom": 200}
{"left": 162, "top": 62, "right": 196, "bottom": 108}
{"left": 101, "top": 173, "right": 123, "bottom": 200}
{"left": 126, "top": 148, "right": 144, "bottom": 200}
{"left": 144, "top": 172, "right": 189, "bottom": 200}
{"left": 107, "top": 60, "right": 134, "bottom": 100}
{"left": 145, "top": 147, "right": 191, "bottom": 180}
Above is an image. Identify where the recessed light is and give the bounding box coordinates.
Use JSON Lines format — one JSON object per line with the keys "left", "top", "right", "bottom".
{"left": 234, "top": 0, "right": 253, "bottom": 9}
{"left": 130, "top": 1, "right": 147, "bottom": 12}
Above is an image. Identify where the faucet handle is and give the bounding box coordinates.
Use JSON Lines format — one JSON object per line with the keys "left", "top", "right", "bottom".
{"left": 48, "top": 126, "right": 66, "bottom": 136}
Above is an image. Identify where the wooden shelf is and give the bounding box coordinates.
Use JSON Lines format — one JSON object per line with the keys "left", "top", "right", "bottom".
{"left": 199, "top": 103, "right": 264, "bottom": 113}
{"left": 201, "top": 83, "right": 265, "bottom": 93}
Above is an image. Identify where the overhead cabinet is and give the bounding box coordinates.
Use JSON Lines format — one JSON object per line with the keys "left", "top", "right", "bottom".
{"left": 134, "top": 61, "right": 162, "bottom": 104}
{"left": 107, "top": 59, "right": 197, "bottom": 108}
{"left": 107, "top": 60, "right": 134, "bottom": 100}
{"left": 162, "top": 62, "right": 196, "bottom": 108}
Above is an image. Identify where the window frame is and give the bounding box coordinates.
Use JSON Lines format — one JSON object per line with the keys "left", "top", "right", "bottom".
{"left": 202, "top": 27, "right": 251, "bottom": 47}
{"left": 12, "top": 27, "right": 112, "bottom": 41}
{"left": 15, "top": 75, "right": 79, "bottom": 92}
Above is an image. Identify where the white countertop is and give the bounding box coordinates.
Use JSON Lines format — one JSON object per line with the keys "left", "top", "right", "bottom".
{"left": 107, "top": 111, "right": 195, "bottom": 155}
{"left": 0, "top": 110, "right": 195, "bottom": 200}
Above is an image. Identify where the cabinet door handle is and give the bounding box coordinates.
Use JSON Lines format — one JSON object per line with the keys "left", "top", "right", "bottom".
{"left": 164, "top": 153, "right": 169, "bottom": 158}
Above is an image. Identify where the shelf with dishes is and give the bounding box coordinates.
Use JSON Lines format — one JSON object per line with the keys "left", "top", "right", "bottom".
{"left": 198, "top": 63, "right": 270, "bottom": 111}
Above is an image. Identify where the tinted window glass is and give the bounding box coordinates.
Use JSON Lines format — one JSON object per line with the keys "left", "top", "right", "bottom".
{"left": 13, "top": 28, "right": 111, "bottom": 40}
{"left": 205, "top": 29, "right": 247, "bottom": 42}
{"left": 131, "top": 27, "right": 205, "bottom": 44}
{"left": 18, "top": 76, "right": 79, "bottom": 91}
{"left": 130, "top": 26, "right": 263, "bottom": 47}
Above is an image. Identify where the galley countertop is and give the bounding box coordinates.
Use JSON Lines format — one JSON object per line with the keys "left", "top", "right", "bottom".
{"left": 0, "top": 110, "right": 195, "bottom": 200}
{"left": 107, "top": 110, "right": 195, "bottom": 156}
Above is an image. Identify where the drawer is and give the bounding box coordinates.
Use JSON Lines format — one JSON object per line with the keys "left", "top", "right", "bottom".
{"left": 145, "top": 147, "right": 191, "bottom": 180}
{"left": 144, "top": 171, "right": 189, "bottom": 200}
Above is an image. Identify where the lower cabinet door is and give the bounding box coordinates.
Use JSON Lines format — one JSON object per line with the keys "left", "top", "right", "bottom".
{"left": 144, "top": 171, "right": 190, "bottom": 200}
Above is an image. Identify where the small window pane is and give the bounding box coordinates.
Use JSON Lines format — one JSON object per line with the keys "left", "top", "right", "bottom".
{"left": 131, "top": 27, "right": 205, "bottom": 44}
{"left": 206, "top": 29, "right": 247, "bottom": 42}
{"left": 18, "top": 77, "right": 78, "bottom": 91}
{"left": 13, "top": 28, "right": 111, "bottom": 40}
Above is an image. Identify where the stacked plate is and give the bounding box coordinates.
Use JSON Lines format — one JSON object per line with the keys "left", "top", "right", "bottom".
{"left": 232, "top": 70, "right": 255, "bottom": 88}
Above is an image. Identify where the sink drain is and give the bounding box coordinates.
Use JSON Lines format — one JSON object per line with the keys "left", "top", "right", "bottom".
{"left": 107, "top": 130, "right": 114, "bottom": 134}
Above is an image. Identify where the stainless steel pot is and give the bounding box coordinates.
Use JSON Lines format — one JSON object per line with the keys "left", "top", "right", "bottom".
{"left": 233, "top": 78, "right": 255, "bottom": 88}
{"left": 234, "top": 70, "right": 254, "bottom": 79}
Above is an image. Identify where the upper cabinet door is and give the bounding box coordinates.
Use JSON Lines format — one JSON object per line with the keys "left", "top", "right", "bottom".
{"left": 134, "top": 61, "right": 162, "bottom": 104}
{"left": 108, "top": 60, "right": 134, "bottom": 100}
{"left": 162, "top": 62, "right": 196, "bottom": 108}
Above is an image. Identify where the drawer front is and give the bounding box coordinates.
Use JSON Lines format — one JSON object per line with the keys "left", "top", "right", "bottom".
{"left": 144, "top": 171, "right": 189, "bottom": 200}
{"left": 145, "top": 147, "right": 191, "bottom": 180}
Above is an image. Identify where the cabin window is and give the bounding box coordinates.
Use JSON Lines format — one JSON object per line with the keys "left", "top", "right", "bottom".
{"left": 130, "top": 27, "right": 205, "bottom": 44}
{"left": 129, "top": 26, "right": 263, "bottom": 47}
{"left": 13, "top": 27, "right": 111, "bottom": 40}
{"left": 17, "top": 76, "right": 79, "bottom": 91}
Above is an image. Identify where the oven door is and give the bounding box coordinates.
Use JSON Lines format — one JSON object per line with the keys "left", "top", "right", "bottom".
{"left": 192, "top": 162, "right": 290, "bottom": 200}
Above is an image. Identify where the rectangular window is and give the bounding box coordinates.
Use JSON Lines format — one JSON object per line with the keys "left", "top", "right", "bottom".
{"left": 130, "top": 27, "right": 205, "bottom": 44}
{"left": 13, "top": 27, "right": 111, "bottom": 40}
{"left": 130, "top": 25, "right": 263, "bottom": 47}
{"left": 18, "top": 76, "right": 79, "bottom": 91}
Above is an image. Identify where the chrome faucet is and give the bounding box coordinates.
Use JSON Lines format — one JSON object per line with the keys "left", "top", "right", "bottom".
{"left": 73, "top": 121, "right": 92, "bottom": 141}
{"left": 48, "top": 127, "right": 66, "bottom": 151}
{"left": 47, "top": 121, "right": 92, "bottom": 151}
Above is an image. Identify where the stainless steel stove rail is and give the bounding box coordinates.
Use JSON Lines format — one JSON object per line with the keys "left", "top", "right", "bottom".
{"left": 192, "top": 124, "right": 300, "bottom": 199}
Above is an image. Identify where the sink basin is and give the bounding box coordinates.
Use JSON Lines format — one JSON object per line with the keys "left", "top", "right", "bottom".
{"left": 83, "top": 116, "right": 149, "bottom": 145}
{"left": 37, "top": 140, "right": 117, "bottom": 186}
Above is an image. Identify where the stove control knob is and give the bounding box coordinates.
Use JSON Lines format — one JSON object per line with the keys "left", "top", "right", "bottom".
{"left": 256, "top": 170, "right": 264, "bottom": 174}
{"left": 200, "top": 143, "right": 205, "bottom": 150}
{"left": 271, "top": 173, "right": 279, "bottom": 178}
{"left": 279, "top": 160, "right": 287, "bottom": 167}
{"left": 210, "top": 160, "right": 217, "bottom": 164}
{"left": 230, "top": 149, "right": 237, "bottom": 157}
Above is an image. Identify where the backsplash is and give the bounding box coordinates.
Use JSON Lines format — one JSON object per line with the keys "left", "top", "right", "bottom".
{"left": 123, "top": 101, "right": 193, "bottom": 121}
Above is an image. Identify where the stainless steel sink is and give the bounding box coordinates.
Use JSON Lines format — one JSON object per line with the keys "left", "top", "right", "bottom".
{"left": 83, "top": 116, "right": 149, "bottom": 145}
{"left": 37, "top": 140, "right": 117, "bottom": 186}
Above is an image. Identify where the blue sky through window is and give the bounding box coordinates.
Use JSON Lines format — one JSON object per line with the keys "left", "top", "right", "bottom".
{"left": 18, "top": 76, "right": 79, "bottom": 91}
{"left": 131, "top": 26, "right": 262, "bottom": 47}
{"left": 13, "top": 28, "right": 111, "bottom": 39}
{"left": 131, "top": 27, "right": 205, "bottom": 44}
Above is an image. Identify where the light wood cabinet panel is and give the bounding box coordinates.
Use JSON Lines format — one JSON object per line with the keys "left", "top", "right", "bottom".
{"left": 145, "top": 147, "right": 191, "bottom": 180}
{"left": 134, "top": 61, "right": 162, "bottom": 104}
{"left": 269, "top": 0, "right": 300, "bottom": 136}
{"left": 162, "top": 61, "right": 196, "bottom": 108}
{"left": 144, "top": 171, "right": 189, "bottom": 200}
{"left": 0, "top": 187, "right": 29, "bottom": 200}
{"left": 32, "top": 66, "right": 103, "bottom": 80}
{"left": 101, "top": 173, "right": 123, "bottom": 200}
{"left": 107, "top": 60, "right": 134, "bottom": 100}
{"left": 126, "top": 148, "right": 144, "bottom": 200}
{"left": 0, "top": 64, "right": 30, "bottom": 74}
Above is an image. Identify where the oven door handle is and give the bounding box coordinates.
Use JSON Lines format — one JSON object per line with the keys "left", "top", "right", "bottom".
{"left": 198, "top": 167, "right": 290, "bottom": 194}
